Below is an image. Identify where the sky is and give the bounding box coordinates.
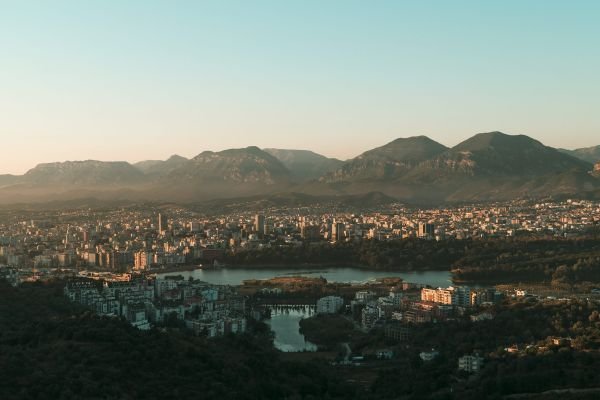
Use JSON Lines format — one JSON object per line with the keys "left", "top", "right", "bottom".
{"left": 1, "top": 0, "right": 599, "bottom": 174}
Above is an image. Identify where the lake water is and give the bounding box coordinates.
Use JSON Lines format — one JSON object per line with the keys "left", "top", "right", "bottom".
{"left": 157, "top": 267, "right": 452, "bottom": 288}
{"left": 266, "top": 308, "right": 317, "bottom": 352}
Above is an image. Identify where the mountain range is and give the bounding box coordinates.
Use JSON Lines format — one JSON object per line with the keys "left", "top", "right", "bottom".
{"left": 1, "top": 132, "right": 598, "bottom": 205}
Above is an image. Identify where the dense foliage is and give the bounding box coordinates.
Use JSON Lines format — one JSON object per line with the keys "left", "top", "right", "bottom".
{"left": 299, "top": 315, "right": 358, "bottom": 348}
{"left": 368, "top": 298, "right": 600, "bottom": 399}
{"left": 453, "top": 238, "right": 600, "bottom": 284}
{"left": 225, "top": 238, "right": 466, "bottom": 270}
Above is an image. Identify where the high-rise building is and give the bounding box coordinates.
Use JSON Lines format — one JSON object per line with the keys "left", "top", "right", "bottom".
{"left": 331, "top": 222, "right": 345, "bottom": 242}
{"left": 189, "top": 222, "right": 202, "bottom": 232}
{"left": 435, "top": 227, "right": 446, "bottom": 241}
{"left": 362, "top": 305, "right": 379, "bottom": 330}
{"left": 158, "top": 213, "right": 167, "bottom": 234}
{"left": 301, "top": 224, "right": 321, "bottom": 240}
{"left": 255, "top": 214, "right": 265, "bottom": 236}
{"left": 418, "top": 223, "right": 435, "bottom": 239}
{"left": 316, "top": 296, "right": 344, "bottom": 314}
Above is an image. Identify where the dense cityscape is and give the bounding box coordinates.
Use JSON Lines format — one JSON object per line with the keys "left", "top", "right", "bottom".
{"left": 0, "top": 199, "right": 598, "bottom": 284}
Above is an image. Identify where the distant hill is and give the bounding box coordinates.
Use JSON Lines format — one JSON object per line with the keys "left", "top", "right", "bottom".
{"left": 134, "top": 155, "right": 190, "bottom": 177}
{"left": 315, "top": 132, "right": 598, "bottom": 203}
{"left": 22, "top": 161, "right": 146, "bottom": 185}
{"left": 264, "top": 149, "right": 343, "bottom": 181}
{"left": 135, "top": 149, "right": 289, "bottom": 185}
{"left": 0, "top": 148, "right": 294, "bottom": 204}
{"left": 559, "top": 145, "right": 600, "bottom": 164}
{"left": 404, "top": 132, "right": 597, "bottom": 201}
{"left": 322, "top": 136, "right": 448, "bottom": 182}
{"left": 166, "top": 146, "right": 291, "bottom": 185}
{"left": 407, "top": 132, "right": 591, "bottom": 180}
{"left": 0, "top": 175, "right": 18, "bottom": 188}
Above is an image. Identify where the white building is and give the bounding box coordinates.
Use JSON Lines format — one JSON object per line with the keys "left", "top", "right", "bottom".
{"left": 355, "top": 290, "right": 376, "bottom": 302}
{"left": 421, "top": 286, "right": 472, "bottom": 307}
{"left": 316, "top": 296, "right": 344, "bottom": 314}
{"left": 376, "top": 349, "right": 394, "bottom": 360}
{"left": 419, "top": 349, "right": 439, "bottom": 362}
{"left": 458, "top": 354, "right": 484, "bottom": 373}
{"left": 361, "top": 305, "right": 379, "bottom": 330}
{"left": 471, "top": 312, "right": 494, "bottom": 322}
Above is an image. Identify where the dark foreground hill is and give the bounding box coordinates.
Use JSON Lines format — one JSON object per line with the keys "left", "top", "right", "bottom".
{"left": 0, "top": 280, "right": 354, "bottom": 400}
{"left": 4, "top": 277, "right": 600, "bottom": 400}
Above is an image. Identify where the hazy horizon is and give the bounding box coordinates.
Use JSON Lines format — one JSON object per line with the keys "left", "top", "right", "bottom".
{"left": 0, "top": 130, "right": 598, "bottom": 175}
{"left": 2, "top": 1, "right": 599, "bottom": 174}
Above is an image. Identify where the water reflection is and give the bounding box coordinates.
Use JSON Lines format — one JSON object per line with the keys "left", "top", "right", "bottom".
{"left": 266, "top": 308, "right": 317, "bottom": 352}
{"left": 158, "top": 267, "right": 452, "bottom": 287}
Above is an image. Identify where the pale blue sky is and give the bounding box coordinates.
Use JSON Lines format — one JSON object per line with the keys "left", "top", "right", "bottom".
{"left": 1, "top": 1, "right": 599, "bottom": 174}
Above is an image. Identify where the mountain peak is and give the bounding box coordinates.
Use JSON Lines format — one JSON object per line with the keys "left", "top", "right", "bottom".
{"left": 204, "top": 146, "right": 269, "bottom": 158}
{"left": 419, "top": 131, "right": 592, "bottom": 178}
{"left": 184, "top": 146, "right": 290, "bottom": 185}
{"left": 360, "top": 135, "right": 448, "bottom": 162}
{"left": 389, "top": 135, "right": 438, "bottom": 144}
{"left": 166, "top": 154, "right": 188, "bottom": 162}
{"left": 453, "top": 131, "right": 544, "bottom": 152}
{"left": 264, "top": 148, "right": 330, "bottom": 159}
{"left": 322, "top": 135, "right": 448, "bottom": 182}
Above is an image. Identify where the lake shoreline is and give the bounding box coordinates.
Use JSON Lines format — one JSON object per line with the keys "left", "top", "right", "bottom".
{"left": 159, "top": 262, "right": 451, "bottom": 273}
{"left": 155, "top": 267, "right": 453, "bottom": 288}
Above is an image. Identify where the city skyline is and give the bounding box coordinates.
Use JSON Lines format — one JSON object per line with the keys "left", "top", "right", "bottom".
{"left": 2, "top": 1, "right": 599, "bottom": 174}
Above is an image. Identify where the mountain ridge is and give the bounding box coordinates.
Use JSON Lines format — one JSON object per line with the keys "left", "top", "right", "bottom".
{"left": 0, "top": 132, "right": 598, "bottom": 205}
{"left": 404, "top": 131, "right": 591, "bottom": 181}
{"left": 263, "top": 148, "right": 344, "bottom": 181}
{"left": 559, "top": 145, "right": 600, "bottom": 164}
{"left": 322, "top": 135, "right": 448, "bottom": 182}
{"left": 23, "top": 160, "right": 147, "bottom": 185}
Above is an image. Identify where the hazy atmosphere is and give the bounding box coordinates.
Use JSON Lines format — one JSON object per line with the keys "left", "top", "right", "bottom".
{"left": 1, "top": 0, "right": 599, "bottom": 174}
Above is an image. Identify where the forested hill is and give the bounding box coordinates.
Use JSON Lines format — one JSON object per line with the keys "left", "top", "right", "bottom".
{"left": 3, "top": 276, "right": 600, "bottom": 399}
{"left": 0, "top": 280, "right": 355, "bottom": 400}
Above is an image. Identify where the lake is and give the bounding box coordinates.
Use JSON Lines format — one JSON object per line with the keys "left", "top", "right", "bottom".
{"left": 266, "top": 308, "right": 317, "bottom": 352}
{"left": 157, "top": 267, "right": 452, "bottom": 287}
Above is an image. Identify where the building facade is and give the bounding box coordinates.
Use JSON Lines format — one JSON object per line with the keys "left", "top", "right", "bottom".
{"left": 316, "top": 296, "right": 344, "bottom": 314}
